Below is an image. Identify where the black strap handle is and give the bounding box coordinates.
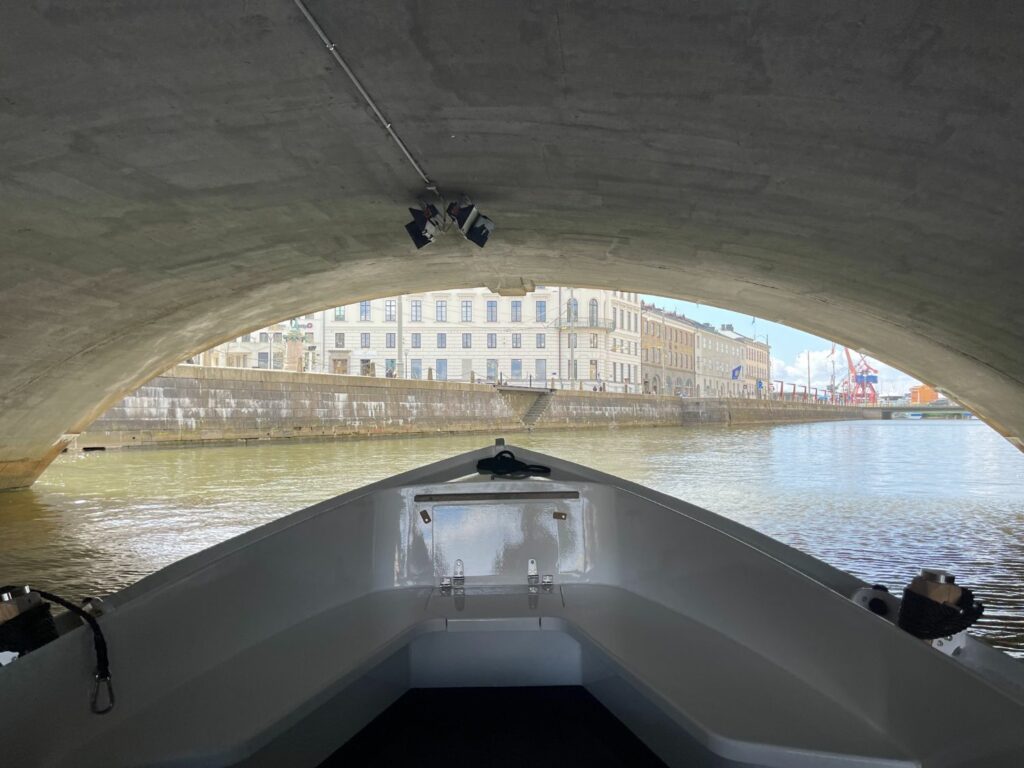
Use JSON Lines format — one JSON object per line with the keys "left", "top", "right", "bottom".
{"left": 476, "top": 449, "right": 551, "bottom": 479}
{"left": 9, "top": 588, "right": 115, "bottom": 714}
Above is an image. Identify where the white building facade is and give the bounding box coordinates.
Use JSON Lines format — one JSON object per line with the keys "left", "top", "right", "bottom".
{"left": 719, "top": 325, "right": 771, "bottom": 397}
{"left": 694, "top": 324, "right": 748, "bottom": 397}
{"left": 551, "top": 288, "right": 642, "bottom": 390}
{"left": 317, "top": 288, "right": 556, "bottom": 385}
{"left": 206, "top": 288, "right": 643, "bottom": 392}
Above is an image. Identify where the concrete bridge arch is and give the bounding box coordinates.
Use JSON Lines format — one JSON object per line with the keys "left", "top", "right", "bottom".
{"left": 1, "top": 1, "right": 1022, "bottom": 489}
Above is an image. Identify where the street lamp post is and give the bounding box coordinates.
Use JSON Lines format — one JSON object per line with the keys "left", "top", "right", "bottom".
{"left": 320, "top": 309, "right": 327, "bottom": 373}
{"left": 660, "top": 313, "right": 667, "bottom": 396}
{"left": 569, "top": 287, "right": 576, "bottom": 387}
{"left": 397, "top": 294, "right": 404, "bottom": 378}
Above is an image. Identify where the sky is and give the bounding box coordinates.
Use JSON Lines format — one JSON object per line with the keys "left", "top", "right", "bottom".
{"left": 642, "top": 295, "right": 922, "bottom": 397}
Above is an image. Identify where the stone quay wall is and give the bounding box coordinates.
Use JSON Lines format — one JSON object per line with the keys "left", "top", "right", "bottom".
{"left": 75, "top": 366, "right": 865, "bottom": 450}
{"left": 719, "top": 397, "right": 867, "bottom": 425}
{"left": 534, "top": 389, "right": 863, "bottom": 429}
{"left": 78, "top": 366, "right": 530, "bottom": 449}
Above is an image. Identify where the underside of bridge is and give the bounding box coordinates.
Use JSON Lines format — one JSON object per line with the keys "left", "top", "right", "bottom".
{"left": 1, "top": 1, "right": 1022, "bottom": 489}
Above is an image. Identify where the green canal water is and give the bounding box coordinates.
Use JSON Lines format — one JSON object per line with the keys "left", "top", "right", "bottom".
{"left": 1, "top": 420, "right": 1022, "bottom": 657}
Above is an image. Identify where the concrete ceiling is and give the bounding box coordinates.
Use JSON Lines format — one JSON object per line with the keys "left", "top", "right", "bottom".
{"left": 1, "top": 1, "right": 1022, "bottom": 489}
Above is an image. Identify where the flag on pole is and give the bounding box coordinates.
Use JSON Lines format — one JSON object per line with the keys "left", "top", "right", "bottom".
{"left": 731, "top": 365, "right": 742, "bottom": 380}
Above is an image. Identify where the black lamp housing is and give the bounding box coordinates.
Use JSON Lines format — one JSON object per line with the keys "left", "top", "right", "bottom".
{"left": 446, "top": 198, "right": 495, "bottom": 248}
{"left": 404, "top": 204, "right": 441, "bottom": 249}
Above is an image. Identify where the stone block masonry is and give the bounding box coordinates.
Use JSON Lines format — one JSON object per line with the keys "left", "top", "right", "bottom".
{"left": 532, "top": 389, "right": 863, "bottom": 429}
{"left": 79, "top": 366, "right": 529, "bottom": 449}
{"left": 75, "top": 366, "right": 865, "bottom": 450}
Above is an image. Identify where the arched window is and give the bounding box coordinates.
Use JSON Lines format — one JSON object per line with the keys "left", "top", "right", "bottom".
{"left": 567, "top": 298, "right": 578, "bottom": 322}
{"left": 589, "top": 298, "right": 599, "bottom": 327}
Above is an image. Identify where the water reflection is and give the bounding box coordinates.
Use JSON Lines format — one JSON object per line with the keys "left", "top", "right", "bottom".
{"left": 0, "top": 420, "right": 1022, "bottom": 656}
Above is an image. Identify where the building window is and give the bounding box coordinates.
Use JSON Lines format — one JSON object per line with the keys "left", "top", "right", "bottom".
{"left": 304, "top": 332, "right": 314, "bottom": 343}
{"left": 589, "top": 299, "right": 599, "bottom": 326}
{"left": 410, "top": 300, "right": 422, "bottom": 322}
{"left": 258, "top": 351, "right": 269, "bottom": 368}
{"left": 571, "top": 359, "right": 578, "bottom": 379}
{"left": 385, "top": 359, "right": 396, "bottom": 375}
{"left": 334, "top": 307, "right": 345, "bottom": 321}
{"left": 334, "top": 333, "right": 345, "bottom": 348}
{"left": 240, "top": 334, "right": 252, "bottom": 343}
{"left": 512, "top": 333, "right": 522, "bottom": 348}
{"left": 384, "top": 299, "right": 396, "bottom": 322}
{"left": 536, "top": 334, "right": 546, "bottom": 348}
{"left": 360, "top": 332, "right": 370, "bottom": 348}
{"left": 486, "top": 359, "right": 498, "bottom": 382}
{"left": 461, "top": 300, "right": 473, "bottom": 322}
{"left": 511, "top": 359, "right": 522, "bottom": 379}
{"left": 569, "top": 333, "right": 577, "bottom": 349}
{"left": 410, "top": 359, "right": 422, "bottom": 379}
{"left": 462, "top": 333, "right": 472, "bottom": 349}
{"left": 259, "top": 332, "right": 269, "bottom": 343}
{"left": 487, "top": 333, "right": 497, "bottom": 349}
{"left": 535, "top": 358, "right": 547, "bottom": 380}
{"left": 411, "top": 333, "right": 421, "bottom": 349}
{"left": 437, "top": 333, "right": 446, "bottom": 349}
{"left": 590, "top": 333, "right": 598, "bottom": 348}
{"left": 487, "top": 300, "right": 498, "bottom": 322}
{"left": 435, "top": 300, "right": 447, "bottom": 322}
{"left": 386, "top": 333, "right": 396, "bottom": 349}
{"left": 567, "top": 298, "right": 578, "bottom": 322}
{"left": 272, "top": 332, "right": 283, "bottom": 343}
{"left": 436, "top": 359, "right": 448, "bottom": 380}
{"left": 536, "top": 300, "right": 547, "bottom": 322}
{"left": 360, "top": 301, "right": 371, "bottom": 321}
{"left": 511, "top": 300, "right": 522, "bottom": 322}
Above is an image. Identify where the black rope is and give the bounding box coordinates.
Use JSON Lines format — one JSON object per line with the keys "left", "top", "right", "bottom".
{"left": 476, "top": 450, "right": 551, "bottom": 479}
{"left": 3, "top": 587, "right": 115, "bottom": 714}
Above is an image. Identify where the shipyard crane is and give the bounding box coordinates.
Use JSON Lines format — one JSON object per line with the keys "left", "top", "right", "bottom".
{"left": 840, "top": 347, "right": 879, "bottom": 405}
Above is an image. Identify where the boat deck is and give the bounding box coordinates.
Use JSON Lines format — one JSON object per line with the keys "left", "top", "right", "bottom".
{"left": 321, "top": 686, "right": 667, "bottom": 767}
{"left": 65, "top": 586, "right": 917, "bottom": 767}
{"left": 6, "top": 459, "right": 1024, "bottom": 768}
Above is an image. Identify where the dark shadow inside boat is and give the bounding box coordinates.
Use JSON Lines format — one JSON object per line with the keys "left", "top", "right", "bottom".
{"left": 320, "top": 686, "right": 668, "bottom": 767}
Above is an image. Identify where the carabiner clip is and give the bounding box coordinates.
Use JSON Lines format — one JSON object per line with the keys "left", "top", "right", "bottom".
{"left": 92, "top": 673, "right": 115, "bottom": 714}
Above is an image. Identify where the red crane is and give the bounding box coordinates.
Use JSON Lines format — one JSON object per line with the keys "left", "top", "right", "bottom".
{"left": 841, "top": 347, "right": 878, "bottom": 405}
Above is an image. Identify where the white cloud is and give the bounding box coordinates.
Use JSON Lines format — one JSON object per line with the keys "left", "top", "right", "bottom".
{"left": 771, "top": 348, "right": 920, "bottom": 397}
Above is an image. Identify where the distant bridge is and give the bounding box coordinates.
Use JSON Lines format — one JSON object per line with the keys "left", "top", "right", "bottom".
{"left": 875, "top": 404, "right": 975, "bottom": 419}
